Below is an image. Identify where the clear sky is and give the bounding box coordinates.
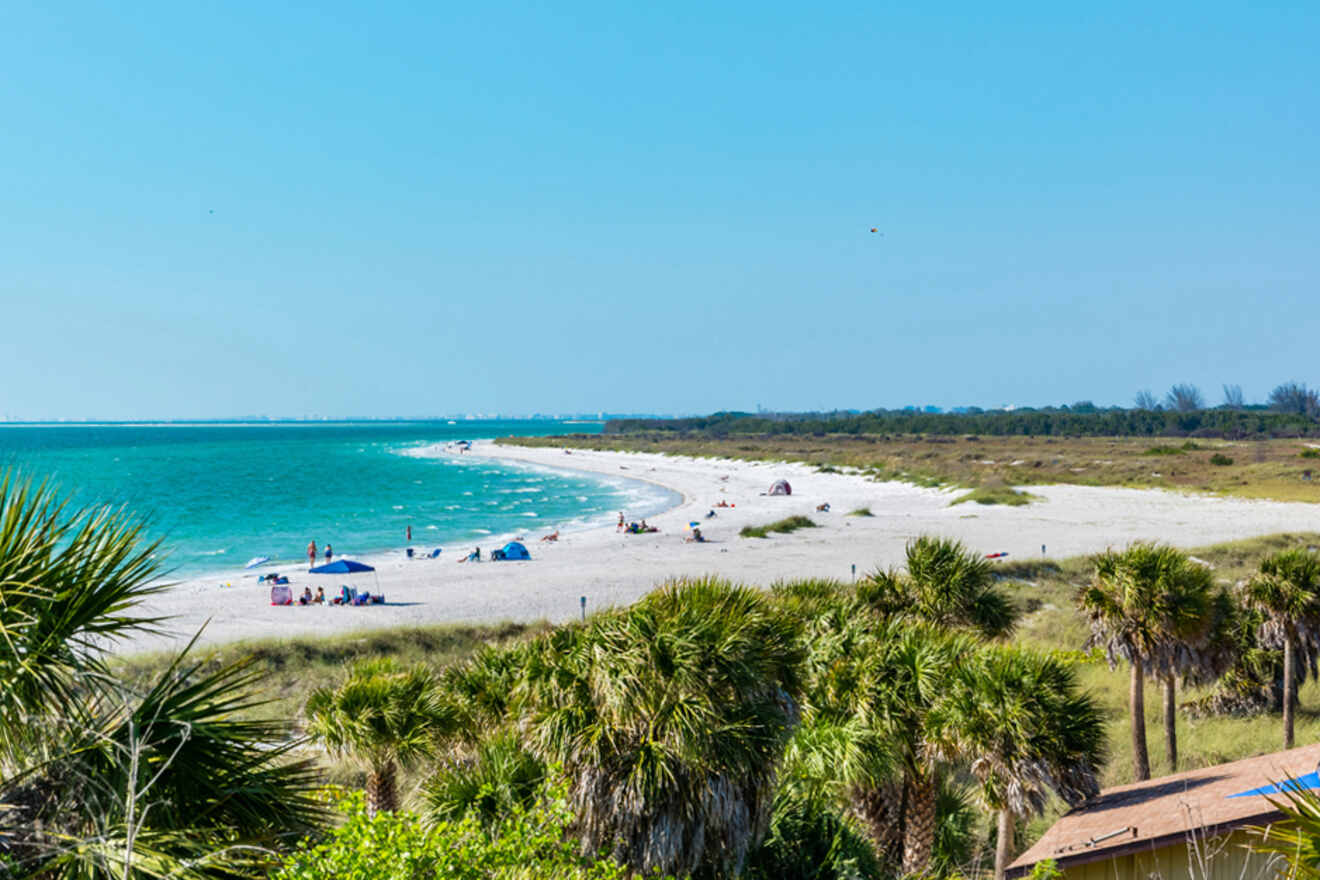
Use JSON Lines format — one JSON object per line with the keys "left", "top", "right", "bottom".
{"left": 2, "top": 1, "right": 1316, "bottom": 419}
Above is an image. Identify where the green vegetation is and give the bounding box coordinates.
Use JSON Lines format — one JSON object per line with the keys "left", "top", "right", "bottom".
{"left": 950, "top": 486, "right": 1038, "bottom": 506}
{"left": 602, "top": 406, "right": 1320, "bottom": 439}
{"left": 1143, "top": 444, "right": 1185, "bottom": 455}
{"left": 1243, "top": 548, "right": 1320, "bottom": 749}
{"left": 1210, "top": 453, "right": 1235, "bottom": 466}
{"left": 14, "top": 462, "right": 1320, "bottom": 879}
{"left": 274, "top": 783, "right": 634, "bottom": 880}
{"left": 1301, "top": 448, "right": 1320, "bottom": 459}
{"left": 501, "top": 432, "right": 1320, "bottom": 503}
{"left": 739, "top": 514, "right": 817, "bottom": 538}
{"left": 847, "top": 506, "right": 875, "bottom": 517}
{"left": 0, "top": 473, "right": 323, "bottom": 878}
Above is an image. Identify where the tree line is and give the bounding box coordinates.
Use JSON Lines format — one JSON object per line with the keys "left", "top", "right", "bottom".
{"left": 605, "top": 382, "right": 1320, "bottom": 439}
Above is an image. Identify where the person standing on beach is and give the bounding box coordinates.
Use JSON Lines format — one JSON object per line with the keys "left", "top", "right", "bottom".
{"left": 307, "top": 540, "right": 317, "bottom": 569}
{"left": 406, "top": 524, "right": 412, "bottom": 542}
{"left": 617, "top": 511, "right": 625, "bottom": 531}
{"left": 324, "top": 543, "right": 333, "bottom": 563}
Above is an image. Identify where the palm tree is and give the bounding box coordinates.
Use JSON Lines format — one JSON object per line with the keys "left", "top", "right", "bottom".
{"left": 861, "top": 535, "right": 1018, "bottom": 639}
{"left": 940, "top": 645, "right": 1107, "bottom": 880}
{"left": 1244, "top": 548, "right": 1320, "bottom": 749}
{"left": 516, "top": 576, "right": 804, "bottom": 879}
{"left": 305, "top": 658, "right": 454, "bottom": 816}
{"left": 1078, "top": 543, "right": 1221, "bottom": 779}
{"left": 0, "top": 471, "right": 323, "bottom": 878}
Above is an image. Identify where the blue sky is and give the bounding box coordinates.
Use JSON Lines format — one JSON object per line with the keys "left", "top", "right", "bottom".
{"left": 2, "top": 0, "right": 1316, "bottom": 419}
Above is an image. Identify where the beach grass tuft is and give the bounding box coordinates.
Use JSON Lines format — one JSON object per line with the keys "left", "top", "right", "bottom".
{"left": 949, "top": 486, "right": 1038, "bottom": 506}
{"left": 846, "top": 507, "right": 874, "bottom": 517}
{"left": 739, "top": 515, "right": 817, "bottom": 538}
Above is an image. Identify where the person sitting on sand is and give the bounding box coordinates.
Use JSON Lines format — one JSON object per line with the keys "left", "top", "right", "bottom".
{"left": 299, "top": 587, "right": 313, "bottom": 605}
{"left": 460, "top": 547, "right": 481, "bottom": 563}
{"left": 314, "top": 586, "right": 325, "bottom": 604}
{"left": 686, "top": 527, "right": 706, "bottom": 543}
{"left": 816, "top": 502, "right": 830, "bottom": 512}
{"left": 541, "top": 530, "right": 559, "bottom": 542}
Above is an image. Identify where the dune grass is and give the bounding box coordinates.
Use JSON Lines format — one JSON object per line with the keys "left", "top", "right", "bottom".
{"left": 949, "top": 486, "right": 1038, "bottom": 506}
{"left": 114, "top": 620, "right": 548, "bottom": 723}
{"left": 739, "top": 515, "right": 817, "bottom": 538}
{"left": 846, "top": 507, "right": 874, "bottom": 517}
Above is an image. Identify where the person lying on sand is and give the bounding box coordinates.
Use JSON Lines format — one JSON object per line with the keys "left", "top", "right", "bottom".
{"left": 540, "top": 530, "right": 559, "bottom": 542}
{"left": 816, "top": 502, "right": 830, "bottom": 512}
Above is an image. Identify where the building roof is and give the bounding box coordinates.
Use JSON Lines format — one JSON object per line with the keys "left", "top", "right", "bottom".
{"left": 1007, "top": 743, "right": 1320, "bottom": 878}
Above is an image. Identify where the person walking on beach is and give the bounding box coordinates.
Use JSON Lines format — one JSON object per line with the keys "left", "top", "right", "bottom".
{"left": 617, "top": 511, "right": 625, "bottom": 531}
{"left": 324, "top": 543, "right": 333, "bottom": 563}
{"left": 307, "top": 540, "right": 317, "bottom": 570}
{"left": 406, "top": 524, "right": 412, "bottom": 543}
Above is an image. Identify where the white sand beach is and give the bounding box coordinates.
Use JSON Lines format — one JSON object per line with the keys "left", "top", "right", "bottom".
{"left": 128, "top": 442, "right": 1320, "bottom": 654}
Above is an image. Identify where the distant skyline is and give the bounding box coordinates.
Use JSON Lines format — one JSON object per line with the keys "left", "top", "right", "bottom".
{"left": 3, "top": 0, "right": 1317, "bottom": 420}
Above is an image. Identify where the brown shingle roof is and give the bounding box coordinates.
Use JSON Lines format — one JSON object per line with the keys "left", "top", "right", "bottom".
{"left": 1006, "top": 743, "right": 1320, "bottom": 878}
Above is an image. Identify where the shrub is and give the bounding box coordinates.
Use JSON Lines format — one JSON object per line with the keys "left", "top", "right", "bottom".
{"left": 740, "top": 516, "right": 817, "bottom": 538}
{"left": 1210, "top": 453, "right": 1234, "bottom": 466}
{"left": 1143, "top": 445, "right": 1185, "bottom": 456}
{"left": 949, "top": 487, "right": 1036, "bottom": 506}
{"left": 1301, "top": 449, "right": 1320, "bottom": 459}
{"left": 846, "top": 507, "right": 874, "bottom": 517}
{"left": 275, "top": 784, "right": 633, "bottom": 880}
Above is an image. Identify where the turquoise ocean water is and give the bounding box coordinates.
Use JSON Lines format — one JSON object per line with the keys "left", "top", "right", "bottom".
{"left": 0, "top": 421, "right": 677, "bottom": 579}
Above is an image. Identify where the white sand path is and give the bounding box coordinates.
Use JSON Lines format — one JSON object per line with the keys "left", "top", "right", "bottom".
{"left": 123, "top": 441, "right": 1320, "bottom": 654}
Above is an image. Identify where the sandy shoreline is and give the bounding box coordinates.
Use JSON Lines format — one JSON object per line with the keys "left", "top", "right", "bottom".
{"left": 123, "top": 441, "right": 1320, "bottom": 655}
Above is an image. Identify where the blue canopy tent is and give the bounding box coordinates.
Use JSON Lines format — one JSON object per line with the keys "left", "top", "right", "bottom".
{"left": 308, "top": 558, "right": 381, "bottom": 597}
{"left": 494, "top": 541, "right": 531, "bottom": 561}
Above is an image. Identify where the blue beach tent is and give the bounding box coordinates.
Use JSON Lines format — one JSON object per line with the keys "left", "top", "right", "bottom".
{"left": 499, "top": 541, "right": 531, "bottom": 561}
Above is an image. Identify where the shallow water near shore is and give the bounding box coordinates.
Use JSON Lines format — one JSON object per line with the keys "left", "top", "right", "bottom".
{"left": 0, "top": 420, "right": 675, "bottom": 579}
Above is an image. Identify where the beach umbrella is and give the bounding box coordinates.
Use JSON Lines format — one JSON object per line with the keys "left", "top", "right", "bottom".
{"left": 308, "top": 558, "right": 380, "bottom": 595}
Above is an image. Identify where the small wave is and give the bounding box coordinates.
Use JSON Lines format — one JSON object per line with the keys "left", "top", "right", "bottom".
{"left": 392, "top": 505, "right": 404, "bottom": 510}
{"left": 513, "top": 487, "right": 543, "bottom": 494}
{"left": 426, "top": 524, "right": 438, "bottom": 530}
{"left": 472, "top": 528, "right": 492, "bottom": 535}
{"left": 521, "top": 512, "right": 539, "bottom": 517}
{"left": 198, "top": 548, "right": 228, "bottom": 556}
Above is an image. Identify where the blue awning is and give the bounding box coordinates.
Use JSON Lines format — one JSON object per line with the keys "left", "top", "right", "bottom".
{"left": 308, "top": 559, "right": 375, "bottom": 574}
{"left": 1229, "top": 771, "right": 1320, "bottom": 798}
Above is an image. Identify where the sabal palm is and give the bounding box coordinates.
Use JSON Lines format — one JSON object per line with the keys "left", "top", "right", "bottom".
{"left": 0, "top": 473, "right": 164, "bottom": 755}
{"left": 862, "top": 535, "right": 1017, "bottom": 639}
{"left": 306, "top": 658, "right": 453, "bottom": 816}
{"left": 1244, "top": 548, "right": 1320, "bottom": 749}
{"left": 0, "top": 471, "right": 323, "bottom": 878}
{"left": 10, "top": 648, "right": 324, "bottom": 879}
{"left": 780, "top": 577, "right": 979, "bottom": 877}
{"left": 517, "top": 576, "right": 804, "bottom": 879}
{"left": 939, "top": 645, "right": 1107, "bottom": 880}
{"left": 1079, "top": 543, "right": 1220, "bottom": 779}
